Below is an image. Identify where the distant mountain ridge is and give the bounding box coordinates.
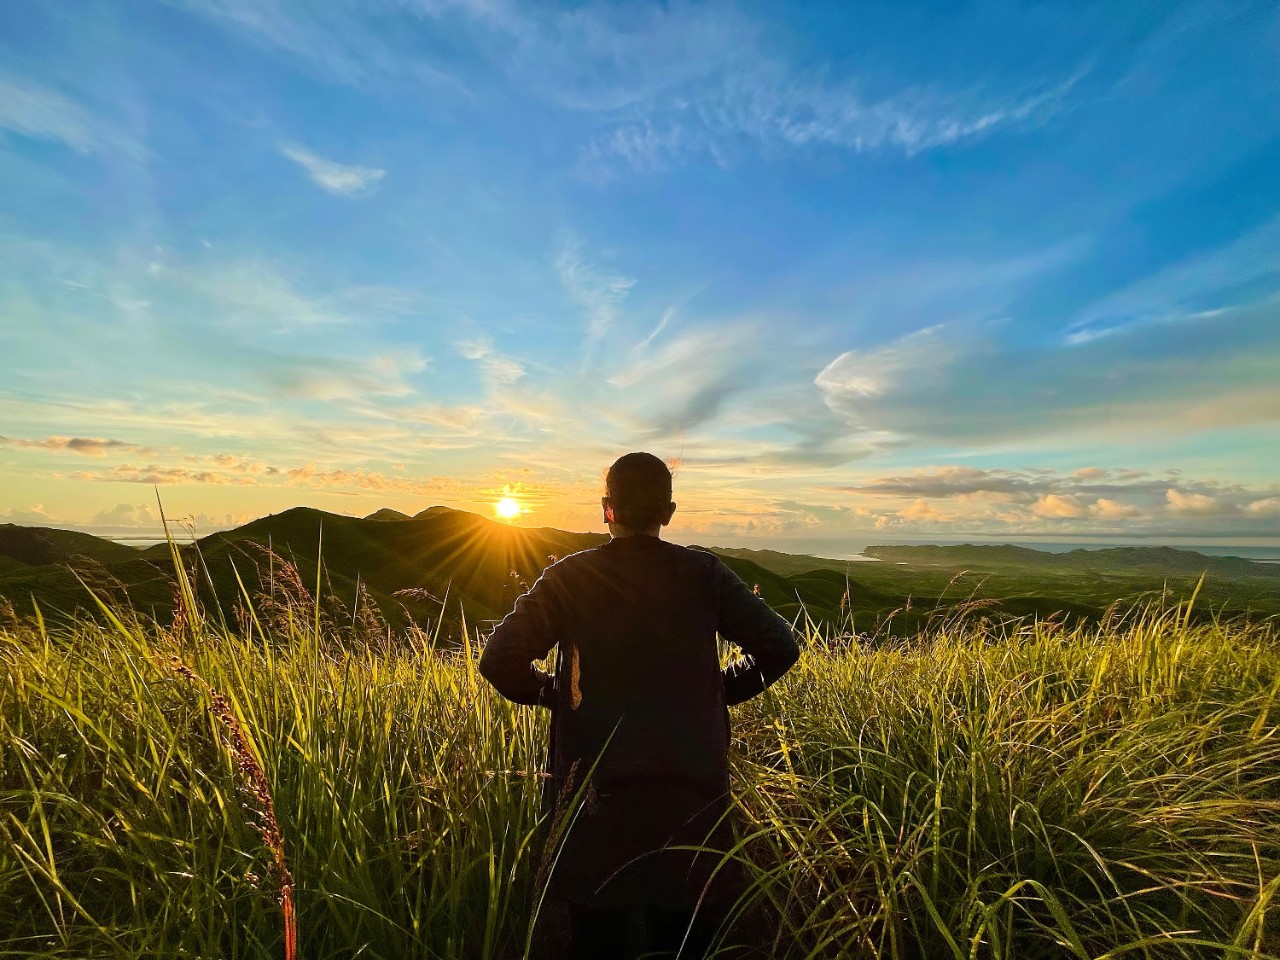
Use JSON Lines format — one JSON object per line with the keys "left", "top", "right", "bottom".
{"left": 0, "top": 523, "right": 140, "bottom": 566}
{"left": 862, "top": 543, "right": 1278, "bottom": 576}
{"left": 364, "top": 508, "right": 410, "bottom": 521}
{"left": 0, "top": 509, "right": 1276, "bottom": 633}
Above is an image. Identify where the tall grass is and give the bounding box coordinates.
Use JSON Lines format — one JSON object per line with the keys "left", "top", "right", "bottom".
{"left": 0, "top": 570, "right": 1277, "bottom": 958}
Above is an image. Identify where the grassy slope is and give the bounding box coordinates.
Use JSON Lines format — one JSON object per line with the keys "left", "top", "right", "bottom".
{"left": 0, "top": 523, "right": 140, "bottom": 566}
{"left": 364, "top": 508, "right": 411, "bottom": 521}
{"left": 722, "top": 543, "right": 1280, "bottom": 628}
{"left": 1, "top": 597, "right": 1276, "bottom": 958}
{"left": 857, "top": 543, "right": 1280, "bottom": 626}
{"left": 863, "top": 543, "right": 1280, "bottom": 575}
{"left": 2, "top": 512, "right": 1278, "bottom": 631}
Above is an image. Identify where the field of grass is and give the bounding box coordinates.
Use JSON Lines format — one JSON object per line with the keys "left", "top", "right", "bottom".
{"left": 2, "top": 562, "right": 1278, "bottom": 958}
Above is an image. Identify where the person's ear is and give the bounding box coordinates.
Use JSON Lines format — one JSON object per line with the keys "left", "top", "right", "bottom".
{"left": 601, "top": 496, "right": 614, "bottom": 524}
{"left": 662, "top": 501, "right": 677, "bottom": 526}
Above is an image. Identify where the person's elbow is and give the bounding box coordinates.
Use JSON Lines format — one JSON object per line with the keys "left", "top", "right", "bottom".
{"left": 478, "top": 642, "right": 539, "bottom": 705}
{"left": 769, "top": 632, "right": 801, "bottom": 682}
{"left": 781, "top": 632, "right": 801, "bottom": 671}
{"left": 477, "top": 642, "right": 508, "bottom": 691}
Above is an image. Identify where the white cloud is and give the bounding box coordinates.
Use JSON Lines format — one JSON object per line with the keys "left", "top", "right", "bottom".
{"left": 278, "top": 142, "right": 385, "bottom": 196}
{"left": 476, "top": 1, "right": 1083, "bottom": 168}
{"left": 1165, "top": 488, "right": 1232, "bottom": 516}
{"left": 834, "top": 467, "right": 1280, "bottom": 535}
{"left": 0, "top": 75, "right": 141, "bottom": 158}
{"left": 1064, "top": 215, "right": 1280, "bottom": 345}
{"left": 1, "top": 504, "right": 62, "bottom": 525}
{"left": 0, "top": 77, "right": 97, "bottom": 153}
{"left": 556, "top": 245, "right": 635, "bottom": 340}
{"left": 0, "top": 435, "right": 145, "bottom": 456}
{"left": 168, "top": 0, "right": 467, "bottom": 92}
{"left": 1032, "top": 494, "right": 1084, "bottom": 519}
{"left": 1093, "top": 498, "right": 1142, "bottom": 520}
{"left": 189, "top": 261, "right": 423, "bottom": 332}
{"left": 1246, "top": 497, "right": 1280, "bottom": 516}
{"left": 1072, "top": 467, "right": 1108, "bottom": 481}
{"left": 608, "top": 320, "right": 764, "bottom": 435}
{"left": 454, "top": 335, "right": 526, "bottom": 387}
{"left": 591, "top": 67, "right": 1084, "bottom": 174}
{"left": 457, "top": 337, "right": 493, "bottom": 361}
{"left": 813, "top": 297, "right": 1280, "bottom": 445}
{"left": 897, "top": 499, "right": 951, "bottom": 523}
{"left": 90, "top": 503, "right": 160, "bottom": 527}
{"left": 173, "top": 0, "right": 1091, "bottom": 178}
{"left": 814, "top": 323, "right": 958, "bottom": 425}
{"left": 276, "top": 350, "right": 430, "bottom": 401}
{"left": 173, "top": 0, "right": 1086, "bottom": 175}
{"left": 484, "top": 357, "right": 526, "bottom": 384}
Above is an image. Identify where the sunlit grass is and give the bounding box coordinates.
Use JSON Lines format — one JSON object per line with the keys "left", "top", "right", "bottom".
{"left": 1, "top": 559, "right": 1277, "bottom": 958}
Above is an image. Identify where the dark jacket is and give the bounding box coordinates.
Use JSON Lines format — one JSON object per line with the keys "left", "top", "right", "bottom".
{"left": 478, "top": 535, "right": 801, "bottom": 906}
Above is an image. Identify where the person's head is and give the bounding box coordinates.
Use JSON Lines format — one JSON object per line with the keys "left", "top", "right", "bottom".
{"left": 602, "top": 452, "right": 676, "bottom": 535}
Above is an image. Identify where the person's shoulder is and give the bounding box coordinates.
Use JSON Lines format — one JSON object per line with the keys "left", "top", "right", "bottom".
{"left": 672, "top": 542, "right": 723, "bottom": 571}
{"left": 541, "top": 542, "right": 609, "bottom": 574}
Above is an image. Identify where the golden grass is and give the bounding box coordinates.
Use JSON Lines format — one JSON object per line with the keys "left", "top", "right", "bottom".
{"left": 0, "top": 553, "right": 1276, "bottom": 958}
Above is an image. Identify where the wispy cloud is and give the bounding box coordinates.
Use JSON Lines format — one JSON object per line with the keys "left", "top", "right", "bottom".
{"left": 73, "top": 457, "right": 485, "bottom": 499}
{"left": 278, "top": 142, "right": 385, "bottom": 196}
{"left": 816, "top": 293, "right": 1280, "bottom": 446}
{"left": 168, "top": 0, "right": 467, "bottom": 92}
{"left": 74, "top": 463, "right": 257, "bottom": 485}
{"left": 178, "top": 0, "right": 1078, "bottom": 176}
{"left": 556, "top": 244, "right": 635, "bottom": 341}
{"left": 0, "top": 77, "right": 97, "bottom": 153}
{"left": 455, "top": 336, "right": 525, "bottom": 386}
{"left": 264, "top": 350, "right": 430, "bottom": 401}
{"left": 586, "top": 67, "right": 1085, "bottom": 175}
{"left": 0, "top": 74, "right": 140, "bottom": 157}
{"left": 608, "top": 320, "right": 769, "bottom": 438}
{"left": 0, "top": 435, "right": 147, "bottom": 456}
{"left": 1063, "top": 214, "right": 1280, "bottom": 345}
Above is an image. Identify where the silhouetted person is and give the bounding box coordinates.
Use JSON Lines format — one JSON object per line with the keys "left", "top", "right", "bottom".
{"left": 480, "top": 452, "right": 801, "bottom": 959}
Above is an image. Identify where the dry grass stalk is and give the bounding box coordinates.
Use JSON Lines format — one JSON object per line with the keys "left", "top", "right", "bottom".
{"left": 164, "top": 656, "right": 298, "bottom": 960}
{"left": 241, "top": 542, "right": 314, "bottom": 638}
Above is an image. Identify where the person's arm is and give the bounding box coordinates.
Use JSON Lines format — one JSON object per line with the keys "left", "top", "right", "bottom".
{"left": 715, "top": 561, "right": 801, "bottom": 706}
{"left": 478, "top": 568, "right": 561, "bottom": 707}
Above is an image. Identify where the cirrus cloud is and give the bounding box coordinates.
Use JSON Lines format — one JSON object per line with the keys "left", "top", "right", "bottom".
{"left": 278, "top": 142, "right": 385, "bottom": 196}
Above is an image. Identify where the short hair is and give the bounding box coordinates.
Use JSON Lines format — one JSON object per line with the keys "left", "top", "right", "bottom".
{"left": 605, "top": 452, "right": 673, "bottom": 529}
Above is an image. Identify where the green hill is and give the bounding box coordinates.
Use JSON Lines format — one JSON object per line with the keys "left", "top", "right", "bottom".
{"left": 364, "top": 508, "right": 411, "bottom": 521}
{"left": 1, "top": 513, "right": 1276, "bottom": 634}
{"left": 0, "top": 523, "right": 140, "bottom": 566}
{"left": 863, "top": 543, "right": 1280, "bottom": 577}
{"left": 702, "top": 546, "right": 855, "bottom": 578}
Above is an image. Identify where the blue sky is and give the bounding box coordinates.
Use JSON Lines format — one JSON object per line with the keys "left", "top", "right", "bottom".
{"left": 1, "top": 0, "right": 1278, "bottom": 547}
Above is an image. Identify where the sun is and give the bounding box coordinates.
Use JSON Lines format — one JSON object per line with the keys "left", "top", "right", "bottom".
{"left": 495, "top": 496, "right": 521, "bottom": 521}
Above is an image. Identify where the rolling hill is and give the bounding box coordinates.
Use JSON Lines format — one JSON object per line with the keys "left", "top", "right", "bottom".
{"left": 862, "top": 543, "right": 1280, "bottom": 577}
{"left": 0, "top": 523, "right": 141, "bottom": 567}
{"left": 0, "top": 510, "right": 1275, "bottom": 636}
